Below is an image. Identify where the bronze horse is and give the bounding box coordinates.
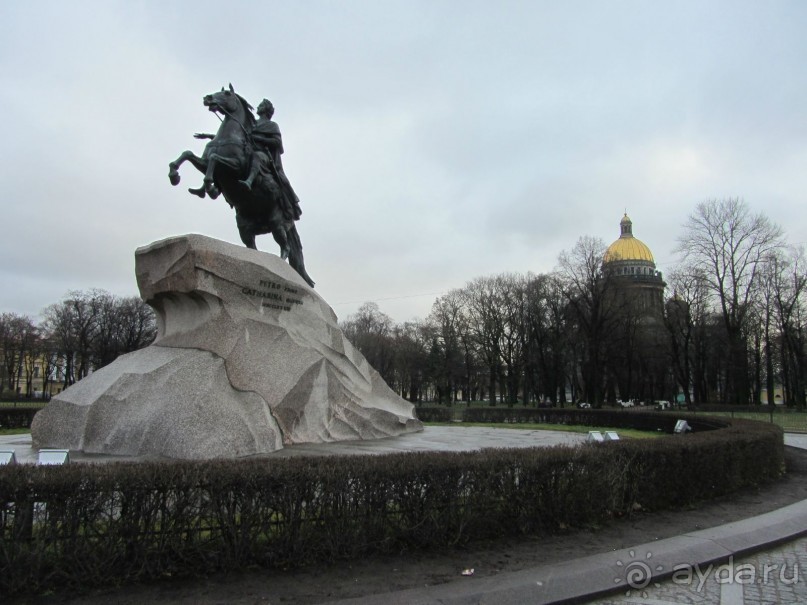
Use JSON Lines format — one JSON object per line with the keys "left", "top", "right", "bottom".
{"left": 168, "top": 85, "right": 314, "bottom": 287}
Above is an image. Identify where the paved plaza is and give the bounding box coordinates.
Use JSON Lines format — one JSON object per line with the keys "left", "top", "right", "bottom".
{"left": 586, "top": 536, "right": 806, "bottom": 605}
{"left": 0, "top": 425, "right": 587, "bottom": 464}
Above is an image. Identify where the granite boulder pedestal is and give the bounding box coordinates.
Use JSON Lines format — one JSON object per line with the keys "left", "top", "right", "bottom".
{"left": 31, "top": 234, "right": 422, "bottom": 459}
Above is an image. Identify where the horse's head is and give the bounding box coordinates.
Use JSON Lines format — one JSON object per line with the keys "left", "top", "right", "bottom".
{"left": 203, "top": 84, "right": 242, "bottom": 115}
{"left": 203, "top": 84, "right": 256, "bottom": 132}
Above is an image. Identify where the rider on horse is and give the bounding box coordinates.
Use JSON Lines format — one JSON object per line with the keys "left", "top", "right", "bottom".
{"left": 188, "top": 97, "right": 301, "bottom": 223}
{"left": 240, "top": 99, "right": 302, "bottom": 222}
{"left": 168, "top": 85, "right": 315, "bottom": 288}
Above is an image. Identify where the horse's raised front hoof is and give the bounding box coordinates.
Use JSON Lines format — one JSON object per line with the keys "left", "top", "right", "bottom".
{"left": 169, "top": 170, "right": 180, "bottom": 186}
{"left": 188, "top": 186, "right": 206, "bottom": 198}
{"left": 208, "top": 186, "right": 221, "bottom": 199}
{"left": 281, "top": 247, "right": 290, "bottom": 260}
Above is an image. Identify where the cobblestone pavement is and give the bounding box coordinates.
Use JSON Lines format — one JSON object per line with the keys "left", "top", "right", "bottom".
{"left": 587, "top": 433, "right": 807, "bottom": 605}
{"left": 586, "top": 535, "right": 806, "bottom": 604}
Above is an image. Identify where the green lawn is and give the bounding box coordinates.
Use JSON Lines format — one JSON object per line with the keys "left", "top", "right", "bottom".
{"left": 688, "top": 410, "right": 807, "bottom": 432}
{"left": 0, "top": 428, "right": 32, "bottom": 435}
{"left": 0, "top": 400, "right": 47, "bottom": 409}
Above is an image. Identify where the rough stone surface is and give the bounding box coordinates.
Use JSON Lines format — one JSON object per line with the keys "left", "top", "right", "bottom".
{"left": 31, "top": 234, "right": 422, "bottom": 459}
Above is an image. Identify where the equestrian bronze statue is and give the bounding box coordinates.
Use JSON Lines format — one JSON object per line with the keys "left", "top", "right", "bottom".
{"left": 168, "top": 84, "right": 314, "bottom": 287}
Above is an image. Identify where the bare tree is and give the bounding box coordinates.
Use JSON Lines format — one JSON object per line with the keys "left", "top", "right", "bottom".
{"left": 67, "top": 291, "right": 101, "bottom": 381}
{"left": 664, "top": 267, "right": 710, "bottom": 405}
{"left": 524, "top": 273, "right": 572, "bottom": 405}
{"left": 0, "top": 313, "right": 38, "bottom": 396}
{"left": 340, "top": 302, "right": 396, "bottom": 387}
{"left": 38, "top": 335, "right": 62, "bottom": 397}
{"left": 116, "top": 296, "right": 158, "bottom": 353}
{"left": 428, "top": 290, "right": 469, "bottom": 404}
{"left": 754, "top": 252, "right": 783, "bottom": 406}
{"left": 21, "top": 324, "right": 41, "bottom": 397}
{"left": 0, "top": 314, "right": 9, "bottom": 393}
{"left": 42, "top": 298, "right": 80, "bottom": 387}
{"left": 557, "top": 236, "right": 623, "bottom": 406}
{"left": 499, "top": 274, "right": 531, "bottom": 404}
{"left": 91, "top": 294, "right": 157, "bottom": 368}
{"left": 675, "top": 199, "right": 784, "bottom": 403}
{"left": 42, "top": 290, "right": 157, "bottom": 387}
{"left": 769, "top": 247, "right": 807, "bottom": 407}
{"left": 391, "top": 320, "right": 431, "bottom": 402}
{"left": 93, "top": 291, "right": 122, "bottom": 369}
{"left": 463, "top": 276, "right": 506, "bottom": 405}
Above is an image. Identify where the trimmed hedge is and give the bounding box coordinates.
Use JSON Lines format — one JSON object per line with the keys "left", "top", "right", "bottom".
{"left": 0, "top": 414, "right": 784, "bottom": 597}
{"left": 415, "top": 406, "right": 456, "bottom": 423}
{"left": 0, "top": 407, "right": 39, "bottom": 429}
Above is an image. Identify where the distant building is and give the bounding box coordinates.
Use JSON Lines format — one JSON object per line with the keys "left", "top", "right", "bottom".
{"left": 600, "top": 213, "right": 670, "bottom": 403}
{"left": 603, "top": 213, "right": 666, "bottom": 316}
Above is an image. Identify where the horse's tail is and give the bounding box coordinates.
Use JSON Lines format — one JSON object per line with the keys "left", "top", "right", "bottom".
{"left": 288, "top": 225, "right": 315, "bottom": 288}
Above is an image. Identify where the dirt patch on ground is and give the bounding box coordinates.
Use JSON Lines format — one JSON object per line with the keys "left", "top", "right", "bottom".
{"left": 21, "top": 446, "right": 807, "bottom": 605}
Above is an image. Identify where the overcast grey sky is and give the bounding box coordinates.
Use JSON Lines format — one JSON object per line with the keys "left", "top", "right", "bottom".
{"left": 1, "top": 1, "right": 805, "bottom": 323}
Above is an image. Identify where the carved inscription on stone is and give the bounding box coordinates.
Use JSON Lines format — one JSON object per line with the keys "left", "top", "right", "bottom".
{"left": 242, "top": 279, "right": 303, "bottom": 312}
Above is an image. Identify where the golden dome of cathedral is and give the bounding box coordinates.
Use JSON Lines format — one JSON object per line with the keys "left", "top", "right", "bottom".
{"left": 603, "top": 213, "right": 655, "bottom": 264}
